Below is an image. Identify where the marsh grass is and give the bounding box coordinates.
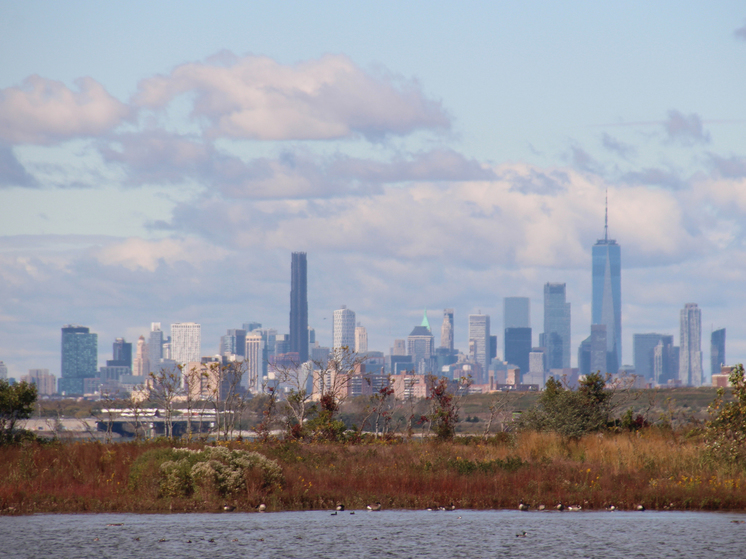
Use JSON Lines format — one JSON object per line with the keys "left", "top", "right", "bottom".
{"left": 1, "top": 430, "right": 745, "bottom": 514}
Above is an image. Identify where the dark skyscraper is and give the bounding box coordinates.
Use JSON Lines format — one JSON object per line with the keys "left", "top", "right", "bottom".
{"left": 592, "top": 197, "right": 621, "bottom": 374}
{"left": 289, "top": 252, "right": 309, "bottom": 364}
{"left": 505, "top": 327, "right": 532, "bottom": 380}
{"left": 711, "top": 328, "right": 726, "bottom": 377}
{"left": 59, "top": 324, "right": 98, "bottom": 395}
{"left": 541, "top": 283, "right": 571, "bottom": 369}
{"left": 107, "top": 337, "right": 132, "bottom": 369}
{"left": 633, "top": 333, "right": 669, "bottom": 382}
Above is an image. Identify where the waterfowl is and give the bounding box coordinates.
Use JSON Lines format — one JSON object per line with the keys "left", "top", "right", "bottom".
{"left": 257, "top": 503, "right": 267, "bottom": 512}
{"left": 223, "top": 504, "right": 235, "bottom": 512}
{"left": 567, "top": 505, "right": 582, "bottom": 512}
{"left": 516, "top": 531, "right": 527, "bottom": 538}
{"left": 367, "top": 502, "right": 382, "bottom": 511}
{"left": 538, "top": 505, "right": 546, "bottom": 511}
{"left": 331, "top": 511, "right": 338, "bottom": 516}
{"left": 336, "top": 503, "right": 345, "bottom": 512}
{"left": 447, "top": 503, "right": 457, "bottom": 511}
{"left": 518, "top": 501, "right": 529, "bottom": 511}
{"left": 555, "top": 503, "right": 565, "bottom": 511}
{"left": 636, "top": 505, "right": 645, "bottom": 511}
{"left": 606, "top": 505, "right": 616, "bottom": 512}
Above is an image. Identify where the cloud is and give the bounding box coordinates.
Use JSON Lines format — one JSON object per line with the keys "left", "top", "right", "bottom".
{"left": 601, "top": 133, "right": 636, "bottom": 159}
{"left": 92, "top": 236, "right": 230, "bottom": 272}
{"left": 707, "top": 153, "right": 746, "bottom": 178}
{"left": 735, "top": 22, "right": 746, "bottom": 41}
{"left": 663, "top": 110, "right": 710, "bottom": 145}
{"left": 569, "top": 146, "right": 603, "bottom": 174}
{"left": 133, "top": 53, "right": 450, "bottom": 141}
{"left": 621, "top": 167, "right": 686, "bottom": 189}
{"left": 0, "top": 76, "right": 130, "bottom": 144}
{"left": 504, "top": 166, "right": 569, "bottom": 196}
{"left": 0, "top": 145, "right": 37, "bottom": 187}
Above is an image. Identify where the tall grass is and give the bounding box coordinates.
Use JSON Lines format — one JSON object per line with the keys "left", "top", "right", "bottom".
{"left": 1, "top": 430, "right": 745, "bottom": 514}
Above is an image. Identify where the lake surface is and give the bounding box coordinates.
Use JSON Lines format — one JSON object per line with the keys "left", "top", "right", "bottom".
{"left": 1, "top": 509, "right": 744, "bottom": 558}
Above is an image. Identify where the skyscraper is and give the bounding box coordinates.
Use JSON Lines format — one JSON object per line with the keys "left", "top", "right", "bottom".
{"left": 333, "top": 306, "right": 356, "bottom": 349}
{"left": 172, "top": 322, "right": 201, "bottom": 366}
{"left": 408, "top": 311, "right": 435, "bottom": 374}
{"left": 468, "top": 313, "right": 491, "bottom": 383}
{"left": 440, "top": 308, "right": 455, "bottom": 351}
{"left": 711, "top": 328, "right": 726, "bottom": 378}
{"left": 289, "top": 252, "right": 309, "bottom": 363}
{"left": 220, "top": 328, "right": 247, "bottom": 357}
{"left": 245, "top": 332, "right": 263, "bottom": 393}
{"left": 679, "top": 303, "right": 702, "bottom": 386}
{"left": 590, "top": 324, "right": 607, "bottom": 374}
{"left": 541, "top": 283, "right": 571, "bottom": 369}
{"left": 504, "top": 297, "right": 530, "bottom": 329}
{"left": 132, "top": 335, "right": 150, "bottom": 377}
{"left": 592, "top": 200, "right": 622, "bottom": 374}
{"left": 109, "top": 338, "right": 132, "bottom": 369}
{"left": 355, "top": 325, "right": 368, "bottom": 353}
{"left": 633, "top": 333, "right": 670, "bottom": 382}
{"left": 504, "top": 327, "right": 531, "bottom": 380}
{"left": 148, "top": 323, "right": 163, "bottom": 374}
{"left": 59, "top": 325, "right": 98, "bottom": 395}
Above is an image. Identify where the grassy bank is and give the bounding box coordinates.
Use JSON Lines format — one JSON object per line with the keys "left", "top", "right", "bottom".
{"left": 1, "top": 429, "right": 745, "bottom": 515}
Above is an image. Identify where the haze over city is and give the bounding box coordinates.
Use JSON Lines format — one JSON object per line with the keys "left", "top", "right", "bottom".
{"left": 1, "top": 2, "right": 746, "bottom": 381}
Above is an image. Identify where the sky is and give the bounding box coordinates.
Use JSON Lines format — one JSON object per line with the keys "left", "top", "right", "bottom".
{"left": 1, "top": 1, "right": 746, "bottom": 380}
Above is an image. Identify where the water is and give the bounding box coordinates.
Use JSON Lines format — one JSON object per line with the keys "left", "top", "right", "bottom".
{"left": 1, "top": 509, "right": 744, "bottom": 558}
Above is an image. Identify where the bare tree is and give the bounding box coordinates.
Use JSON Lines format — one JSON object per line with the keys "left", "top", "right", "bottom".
{"left": 148, "top": 366, "right": 182, "bottom": 440}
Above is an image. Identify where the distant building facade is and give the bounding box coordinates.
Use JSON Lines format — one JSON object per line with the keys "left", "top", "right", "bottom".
{"left": 711, "top": 328, "right": 726, "bottom": 378}
{"left": 24, "top": 369, "right": 56, "bottom": 395}
{"left": 333, "top": 306, "right": 356, "bottom": 349}
{"left": 289, "top": 252, "right": 309, "bottom": 363}
{"left": 468, "top": 313, "right": 491, "bottom": 383}
{"left": 504, "top": 297, "right": 530, "bottom": 329}
{"left": 504, "top": 327, "right": 532, "bottom": 382}
{"left": 592, "top": 216, "right": 622, "bottom": 375}
{"left": 679, "top": 303, "right": 703, "bottom": 386}
{"left": 59, "top": 324, "right": 98, "bottom": 395}
{"left": 171, "top": 322, "right": 201, "bottom": 366}
{"left": 541, "top": 283, "right": 571, "bottom": 369}
{"left": 355, "top": 325, "right": 368, "bottom": 353}
{"left": 440, "top": 308, "right": 455, "bottom": 351}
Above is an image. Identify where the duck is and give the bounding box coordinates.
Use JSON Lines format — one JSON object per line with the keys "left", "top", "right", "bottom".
{"left": 223, "top": 504, "right": 235, "bottom": 512}
{"left": 636, "top": 504, "right": 645, "bottom": 511}
{"left": 518, "top": 501, "right": 529, "bottom": 511}
{"left": 447, "top": 503, "right": 457, "bottom": 511}
{"left": 567, "top": 505, "right": 582, "bottom": 512}
{"left": 336, "top": 502, "right": 345, "bottom": 512}
{"left": 257, "top": 503, "right": 267, "bottom": 512}
{"left": 367, "top": 502, "right": 382, "bottom": 511}
{"left": 538, "top": 505, "right": 546, "bottom": 511}
{"left": 331, "top": 511, "right": 337, "bottom": 516}
{"left": 516, "top": 531, "right": 527, "bottom": 538}
{"left": 606, "top": 505, "right": 616, "bottom": 512}
{"left": 555, "top": 503, "right": 564, "bottom": 511}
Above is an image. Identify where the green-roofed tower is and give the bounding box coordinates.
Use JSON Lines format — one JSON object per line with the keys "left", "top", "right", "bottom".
{"left": 420, "top": 309, "right": 430, "bottom": 331}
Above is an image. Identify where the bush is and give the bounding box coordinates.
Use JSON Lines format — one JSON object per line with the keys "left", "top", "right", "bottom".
{"left": 0, "top": 380, "right": 37, "bottom": 444}
{"left": 706, "top": 364, "right": 746, "bottom": 464}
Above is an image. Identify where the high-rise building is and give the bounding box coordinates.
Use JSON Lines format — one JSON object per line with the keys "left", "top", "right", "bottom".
{"left": 333, "top": 306, "right": 356, "bottom": 349}
{"left": 108, "top": 338, "right": 132, "bottom": 369}
{"left": 653, "top": 337, "right": 678, "bottom": 385}
{"left": 578, "top": 336, "right": 591, "bottom": 377}
{"left": 391, "top": 339, "right": 407, "bottom": 356}
{"left": 590, "top": 324, "right": 607, "bottom": 374}
{"left": 468, "top": 313, "right": 491, "bottom": 383}
{"left": 633, "top": 333, "right": 671, "bottom": 382}
{"left": 541, "top": 283, "right": 571, "bottom": 369}
{"left": 711, "top": 328, "right": 726, "bottom": 378}
{"left": 220, "top": 328, "right": 247, "bottom": 357}
{"left": 504, "top": 327, "right": 532, "bottom": 380}
{"left": 592, "top": 199, "right": 622, "bottom": 374}
{"left": 59, "top": 325, "right": 98, "bottom": 395}
{"left": 148, "top": 323, "right": 163, "bottom": 374}
{"left": 24, "top": 369, "right": 56, "bottom": 395}
{"left": 243, "top": 322, "right": 262, "bottom": 332}
{"left": 504, "top": 297, "right": 530, "bottom": 329}
{"left": 245, "top": 332, "right": 263, "bottom": 393}
{"left": 355, "top": 325, "right": 368, "bottom": 353}
{"left": 171, "top": 322, "right": 201, "bottom": 366}
{"left": 0, "top": 361, "right": 7, "bottom": 380}
{"left": 133, "top": 336, "right": 150, "bottom": 377}
{"left": 440, "top": 308, "right": 454, "bottom": 351}
{"left": 679, "top": 303, "right": 702, "bottom": 386}
{"left": 408, "top": 311, "right": 435, "bottom": 374}
{"left": 289, "top": 252, "right": 309, "bottom": 363}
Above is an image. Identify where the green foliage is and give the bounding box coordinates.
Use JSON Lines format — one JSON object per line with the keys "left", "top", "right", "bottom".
{"left": 0, "top": 380, "right": 38, "bottom": 444}
{"left": 519, "top": 372, "right": 612, "bottom": 438}
{"left": 129, "top": 446, "right": 284, "bottom": 499}
{"left": 706, "top": 364, "right": 746, "bottom": 464}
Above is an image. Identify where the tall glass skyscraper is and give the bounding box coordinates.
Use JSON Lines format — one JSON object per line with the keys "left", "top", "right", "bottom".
{"left": 541, "top": 283, "right": 571, "bottom": 369}
{"left": 59, "top": 325, "right": 98, "bottom": 395}
{"left": 592, "top": 210, "right": 621, "bottom": 375}
{"left": 711, "top": 328, "right": 726, "bottom": 378}
{"left": 289, "top": 252, "right": 309, "bottom": 363}
{"left": 679, "top": 303, "right": 702, "bottom": 386}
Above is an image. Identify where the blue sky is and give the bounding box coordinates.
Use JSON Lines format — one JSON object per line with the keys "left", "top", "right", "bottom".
{"left": 1, "top": 1, "right": 745, "bottom": 380}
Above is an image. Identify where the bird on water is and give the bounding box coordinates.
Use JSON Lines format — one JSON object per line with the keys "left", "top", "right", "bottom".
{"left": 367, "top": 502, "right": 382, "bottom": 511}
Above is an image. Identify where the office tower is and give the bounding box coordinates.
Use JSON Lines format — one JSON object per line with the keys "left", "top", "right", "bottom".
{"left": 132, "top": 336, "right": 150, "bottom": 377}
{"left": 171, "top": 322, "right": 201, "bottom": 365}
{"left": 59, "top": 325, "right": 98, "bottom": 395}
{"left": 289, "top": 252, "right": 309, "bottom": 363}
{"left": 490, "top": 335, "right": 497, "bottom": 361}
{"left": 392, "top": 339, "right": 406, "bottom": 356}
{"left": 440, "top": 308, "right": 455, "bottom": 351}
{"left": 541, "top": 283, "right": 571, "bottom": 369}
{"left": 220, "top": 328, "right": 247, "bottom": 357}
{"left": 679, "top": 303, "right": 703, "bottom": 386}
{"left": 711, "top": 328, "right": 726, "bottom": 378}
{"left": 633, "top": 333, "right": 671, "bottom": 382}
{"left": 333, "top": 306, "right": 356, "bottom": 349}
{"left": 591, "top": 200, "right": 622, "bottom": 374}
{"left": 245, "top": 332, "right": 263, "bottom": 393}
{"left": 107, "top": 338, "right": 132, "bottom": 369}
{"left": 148, "top": 323, "right": 163, "bottom": 374}
{"left": 590, "top": 324, "right": 607, "bottom": 374}
{"left": 529, "top": 348, "right": 547, "bottom": 374}
{"left": 504, "top": 327, "right": 532, "bottom": 380}
{"left": 243, "top": 322, "right": 262, "bottom": 332}
{"left": 468, "top": 313, "right": 491, "bottom": 382}
{"left": 275, "top": 334, "right": 290, "bottom": 356}
{"left": 408, "top": 311, "right": 434, "bottom": 372}
{"left": 653, "top": 337, "right": 677, "bottom": 385}
{"left": 24, "top": 369, "right": 56, "bottom": 396}
{"left": 504, "top": 297, "right": 530, "bottom": 329}
{"left": 578, "top": 336, "right": 591, "bottom": 377}
{"left": 0, "top": 361, "right": 7, "bottom": 380}
{"left": 355, "top": 325, "right": 368, "bottom": 353}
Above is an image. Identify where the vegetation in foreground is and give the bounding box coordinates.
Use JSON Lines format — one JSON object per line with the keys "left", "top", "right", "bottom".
{"left": 1, "top": 367, "right": 745, "bottom": 515}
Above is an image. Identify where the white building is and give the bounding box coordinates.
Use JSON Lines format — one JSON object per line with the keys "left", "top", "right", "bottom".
{"left": 333, "top": 306, "right": 356, "bottom": 349}
{"left": 171, "top": 322, "right": 201, "bottom": 366}
{"left": 355, "top": 325, "right": 368, "bottom": 353}
{"left": 679, "top": 303, "right": 703, "bottom": 386}
{"left": 468, "top": 313, "right": 491, "bottom": 381}
{"left": 244, "top": 332, "right": 263, "bottom": 393}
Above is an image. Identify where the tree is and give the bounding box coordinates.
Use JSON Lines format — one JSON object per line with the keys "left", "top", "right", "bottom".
{"left": 706, "top": 364, "right": 746, "bottom": 464}
{"left": 0, "top": 380, "right": 38, "bottom": 444}
{"left": 426, "top": 375, "right": 470, "bottom": 441}
{"left": 148, "top": 366, "right": 182, "bottom": 440}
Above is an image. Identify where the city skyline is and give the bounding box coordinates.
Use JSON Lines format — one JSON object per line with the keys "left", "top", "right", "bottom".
{"left": 2, "top": 3, "right": 746, "bottom": 379}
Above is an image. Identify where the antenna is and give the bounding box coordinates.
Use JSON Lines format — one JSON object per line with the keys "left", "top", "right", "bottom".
{"left": 604, "top": 188, "right": 608, "bottom": 242}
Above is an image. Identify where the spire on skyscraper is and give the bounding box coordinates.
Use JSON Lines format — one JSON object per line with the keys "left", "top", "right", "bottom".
{"left": 420, "top": 309, "right": 431, "bottom": 330}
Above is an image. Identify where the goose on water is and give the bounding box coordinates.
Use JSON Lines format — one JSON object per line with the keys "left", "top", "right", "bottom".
{"left": 367, "top": 502, "right": 382, "bottom": 511}
{"left": 518, "top": 501, "right": 529, "bottom": 511}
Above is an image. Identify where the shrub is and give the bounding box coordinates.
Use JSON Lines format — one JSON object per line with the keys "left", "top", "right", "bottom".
{"left": 705, "top": 364, "right": 746, "bottom": 464}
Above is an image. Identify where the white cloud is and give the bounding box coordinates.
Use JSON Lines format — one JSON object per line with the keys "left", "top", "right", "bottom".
{"left": 92, "top": 237, "right": 230, "bottom": 272}
{"left": 133, "top": 53, "right": 450, "bottom": 141}
{"left": 0, "top": 76, "right": 130, "bottom": 144}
